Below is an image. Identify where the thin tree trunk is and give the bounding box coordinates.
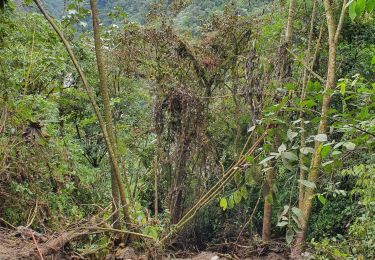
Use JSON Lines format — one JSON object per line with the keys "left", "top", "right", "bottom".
{"left": 285, "top": 0, "right": 297, "bottom": 45}
{"left": 153, "top": 154, "right": 158, "bottom": 223}
{"left": 262, "top": 0, "right": 297, "bottom": 242}
{"left": 33, "top": 0, "right": 131, "bottom": 226}
{"left": 298, "top": 0, "right": 317, "bottom": 210}
{"left": 292, "top": 1, "right": 347, "bottom": 257}
{"left": 89, "top": 0, "right": 122, "bottom": 228}
{"left": 262, "top": 166, "right": 275, "bottom": 241}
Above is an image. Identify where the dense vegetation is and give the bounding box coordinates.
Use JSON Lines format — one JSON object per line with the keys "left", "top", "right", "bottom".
{"left": 0, "top": 0, "right": 374, "bottom": 259}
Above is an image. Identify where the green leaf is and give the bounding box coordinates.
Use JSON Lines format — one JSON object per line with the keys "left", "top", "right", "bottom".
{"left": 247, "top": 125, "right": 256, "bottom": 132}
{"left": 343, "top": 142, "right": 356, "bottom": 150}
{"left": 278, "top": 143, "right": 286, "bottom": 153}
{"left": 280, "top": 205, "right": 290, "bottom": 217}
{"left": 246, "top": 155, "right": 254, "bottom": 163}
{"left": 143, "top": 226, "right": 158, "bottom": 239}
{"left": 281, "top": 151, "right": 298, "bottom": 161}
{"left": 282, "top": 158, "right": 294, "bottom": 171}
{"left": 277, "top": 221, "right": 288, "bottom": 227}
{"left": 287, "top": 129, "right": 298, "bottom": 141}
{"left": 234, "top": 172, "right": 242, "bottom": 186}
{"left": 286, "top": 229, "right": 294, "bottom": 244}
{"left": 300, "top": 147, "right": 314, "bottom": 155}
{"left": 234, "top": 190, "right": 242, "bottom": 204}
{"left": 320, "top": 145, "right": 331, "bottom": 159}
{"left": 349, "top": 1, "right": 357, "bottom": 20}
{"left": 259, "top": 155, "right": 275, "bottom": 165}
{"left": 240, "top": 186, "right": 248, "bottom": 199}
{"left": 317, "top": 194, "right": 327, "bottom": 205}
{"left": 339, "top": 81, "right": 346, "bottom": 95}
{"left": 314, "top": 134, "right": 328, "bottom": 142}
{"left": 300, "top": 99, "right": 317, "bottom": 108}
{"left": 228, "top": 196, "right": 235, "bottom": 209}
{"left": 292, "top": 207, "right": 304, "bottom": 218}
{"left": 359, "top": 106, "right": 369, "bottom": 120}
{"left": 367, "top": 0, "right": 375, "bottom": 12}
{"left": 356, "top": 0, "right": 366, "bottom": 15}
{"left": 220, "top": 197, "right": 227, "bottom": 210}
{"left": 293, "top": 215, "right": 302, "bottom": 228}
{"left": 298, "top": 179, "right": 316, "bottom": 189}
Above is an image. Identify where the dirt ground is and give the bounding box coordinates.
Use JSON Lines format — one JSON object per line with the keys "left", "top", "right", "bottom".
{"left": 0, "top": 227, "right": 289, "bottom": 260}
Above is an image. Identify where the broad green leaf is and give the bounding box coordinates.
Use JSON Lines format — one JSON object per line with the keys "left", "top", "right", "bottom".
{"left": 333, "top": 142, "right": 344, "bottom": 149}
{"left": 247, "top": 125, "right": 256, "bottom": 132}
{"left": 367, "top": 0, "right": 375, "bottom": 12}
{"left": 259, "top": 155, "right": 275, "bottom": 165}
{"left": 343, "top": 142, "right": 356, "bottom": 150}
{"left": 246, "top": 155, "right": 254, "bottom": 163}
{"left": 228, "top": 196, "right": 235, "bottom": 209}
{"left": 220, "top": 197, "right": 227, "bottom": 210}
{"left": 234, "top": 172, "right": 242, "bottom": 186}
{"left": 298, "top": 180, "right": 316, "bottom": 189}
{"left": 322, "top": 160, "right": 334, "bottom": 167}
{"left": 281, "top": 151, "right": 298, "bottom": 161}
{"left": 300, "top": 147, "right": 314, "bottom": 155}
{"left": 339, "top": 81, "right": 346, "bottom": 95}
{"left": 240, "top": 186, "right": 248, "bottom": 199}
{"left": 277, "top": 221, "right": 288, "bottom": 227}
{"left": 300, "top": 99, "right": 317, "bottom": 108}
{"left": 292, "top": 207, "right": 304, "bottom": 218}
{"left": 287, "top": 129, "right": 298, "bottom": 141}
{"left": 278, "top": 143, "right": 286, "bottom": 153}
{"left": 320, "top": 145, "right": 331, "bottom": 159}
{"left": 286, "top": 229, "right": 294, "bottom": 244}
{"left": 314, "top": 134, "right": 328, "bottom": 142}
{"left": 143, "top": 226, "right": 158, "bottom": 239}
{"left": 317, "top": 194, "right": 327, "bottom": 205}
{"left": 292, "top": 215, "right": 301, "bottom": 228}
{"left": 234, "top": 190, "right": 242, "bottom": 204}
{"left": 280, "top": 205, "right": 290, "bottom": 217}
{"left": 356, "top": 0, "right": 366, "bottom": 15}
{"left": 282, "top": 158, "right": 294, "bottom": 171}
{"left": 349, "top": 1, "right": 357, "bottom": 20}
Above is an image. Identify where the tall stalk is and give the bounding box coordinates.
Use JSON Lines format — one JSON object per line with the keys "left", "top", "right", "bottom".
{"left": 33, "top": 0, "right": 131, "bottom": 226}
{"left": 261, "top": 0, "right": 297, "bottom": 242}
{"left": 292, "top": 1, "right": 347, "bottom": 257}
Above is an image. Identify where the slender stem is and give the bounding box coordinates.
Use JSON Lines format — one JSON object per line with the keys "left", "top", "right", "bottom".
{"left": 33, "top": 0, "right": 131, "bottom": 225}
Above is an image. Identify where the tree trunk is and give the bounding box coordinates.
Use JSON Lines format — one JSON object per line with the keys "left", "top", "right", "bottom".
{"left": 262, "top": 0, "right": 297, "bottom": 242}
{"left": 89, "top": 0, "right": 131, "bottom": 227}
{"left": 298, "top": 0, "right": 317, "bottom": 210}
{"left": 33, "top": 0, "right": 132, "bottom": 228}
{"left": 262, "top": 166, "right": 275, "bottom": 241}
{"left": 169, "top": 138, "right": 190, "bottom": 224}
{"left": 292, "top": 1, "right": 347, "bottom": 257}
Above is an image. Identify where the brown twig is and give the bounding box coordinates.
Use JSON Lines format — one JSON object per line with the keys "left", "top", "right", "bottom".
{"left": 31, "top": 232, "right": 45, "bottom": 260}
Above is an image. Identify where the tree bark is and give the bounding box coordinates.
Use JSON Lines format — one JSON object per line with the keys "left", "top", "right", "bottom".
{"left": 292, "top": 1, "right": 347, "bottom": 258}
{"left": 262, "top": 166, "right": 275, "bottom": 241}
{"left": 33, "top": 0, "right": 131, "bottom": 227}
{"left": 262, "top": 0, "right": 297, "bottom": 242}
{"left": 89, "top": 0, "right": 131, "bottom": 227}
{"left": 298, "top": 0, "right": 318, "bottom": 210}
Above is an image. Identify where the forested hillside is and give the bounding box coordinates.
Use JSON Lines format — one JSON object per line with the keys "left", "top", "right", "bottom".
{"left": 41, "top": 0, "right": 270, "bottom": 31}
{"left": 0, "top": 0, "right": 374, "bottom": 259}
